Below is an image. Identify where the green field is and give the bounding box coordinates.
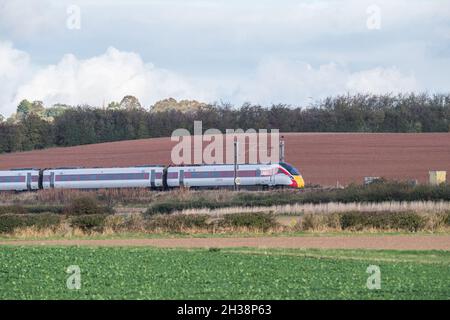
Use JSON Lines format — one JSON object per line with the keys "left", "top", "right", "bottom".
{"left": 0, "top": 246, "right": 449, "bottom": 299}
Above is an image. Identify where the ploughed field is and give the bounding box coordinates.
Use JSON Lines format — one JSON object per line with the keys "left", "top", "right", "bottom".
{"left": 0, "top": 133, "right": 449, "bottom": 186}
{"left": 0, "top": 246, "right": 449, "bottom": 299}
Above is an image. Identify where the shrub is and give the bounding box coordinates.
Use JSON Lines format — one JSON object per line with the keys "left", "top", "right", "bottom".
{"left": 445, "top": 211, "right": 450, "bottom": 226}
{"left": 146, "top": 214, "right": 209, "bottom": 232}
{"left": 25, "top": 205, "right": 65, "bottom": 214}
{"left": 0, "top": 205, "right": 27, "bottom": 215}
{"left": 300, "top": 213, "right": 340, "bottom": 231}
{"left": 64, "top": 197, "right": 113, "bottom": 216}
{"left": 0, "top": 205, "right": 65, "bottom": 215}
{"left": 70, "top": 214, "right": 107, "bottom": 232}
{"left": 146, "top": 202, "right": 188, "bottom": 215}
{"left": 121, "top": 214, "right": 146, "bottom": 232}
{"left": 339, "top": 211, "right": 425, "bottom": 232}
{"left": 0, "top": 214, "right": 63, "bottom": 234}
{"left": 300, "top": 214, "right": 320, "bottom": 231}
{"left": 220, "top": 212, "right": 278, "bottom": 231}
{"left": 146, "top": 199, "right": 222, "bottom": 215}
{"left": 105, "top": 215, "right": 126, "bottom": 231}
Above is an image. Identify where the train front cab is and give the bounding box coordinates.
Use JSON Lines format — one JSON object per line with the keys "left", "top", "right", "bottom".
{"left": 278, "top": 162, "right": 305, "bottom": 188}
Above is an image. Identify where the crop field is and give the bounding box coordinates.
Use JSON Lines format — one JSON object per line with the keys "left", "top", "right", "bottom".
{"left": 0, "top": 246, "right": 449, "bottom": 300}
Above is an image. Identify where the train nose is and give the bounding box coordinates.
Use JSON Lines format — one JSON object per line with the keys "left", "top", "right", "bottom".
{"left": 294, "top": 176, "right": 305, "bottom": 188}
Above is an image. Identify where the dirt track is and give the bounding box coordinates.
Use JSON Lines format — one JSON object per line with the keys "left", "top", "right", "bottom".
{"left": 0, "top": 133, "right": 448, "bottom": 186}
{"left": 1, "top": 235, "right": 449, "bottom": 251}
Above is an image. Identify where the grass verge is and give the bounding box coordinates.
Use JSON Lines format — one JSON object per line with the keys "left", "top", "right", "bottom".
{"left": 1, "top": 229, "right": 450, "bottom": 242}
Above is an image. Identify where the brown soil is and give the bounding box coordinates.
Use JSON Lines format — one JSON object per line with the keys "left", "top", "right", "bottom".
{"left": 0, "top": 133, "right": 449, "bottom": 186}
{"left": 1, "top": 235, "right": 449, "bottom": 251}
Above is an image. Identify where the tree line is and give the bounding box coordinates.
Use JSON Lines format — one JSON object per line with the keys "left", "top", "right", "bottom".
{"left": 0, "top": 93, "right": 449, "bottom": 154}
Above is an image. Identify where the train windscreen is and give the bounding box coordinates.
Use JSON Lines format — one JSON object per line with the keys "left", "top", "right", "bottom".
{"left": 280, "top": 162, "right": 300, "bottom": 176}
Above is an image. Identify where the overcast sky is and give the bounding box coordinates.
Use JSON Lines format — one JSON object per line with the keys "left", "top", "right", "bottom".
{"left": 0, "top": 0, "right": 449, "bottom": 116}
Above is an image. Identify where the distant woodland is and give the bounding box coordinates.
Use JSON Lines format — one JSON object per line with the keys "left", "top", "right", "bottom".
{"left": 0, "top": 93, "right": 449, "bottom": 154}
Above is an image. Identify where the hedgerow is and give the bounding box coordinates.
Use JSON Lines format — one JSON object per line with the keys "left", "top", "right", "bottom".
{"left": 339, "top": 211, "right": 425, "bottom": 232}
{"left": 0, "top": 205, "right": 64, "bottom": 215}
{"left": 70, "top": 214, "right": 108, "bottom": 232}
{"left": 219, "top": 212, "right": 278, "bottom": 231}
{"left": 146, "top": 182, "right": 450, "bottom": 214}
{"left": 64, "top": 197, "right": 114, "bottom": 216}
{"left": 145, "top": 214, "right": 209, "bottom": 232}
{"left": 0, "top": 214, "right": 63, "bottom": 233}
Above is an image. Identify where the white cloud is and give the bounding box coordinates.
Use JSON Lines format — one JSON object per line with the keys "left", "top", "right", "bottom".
{"left": 232, "top": 59, "right": 419, "bottom": 106}
{"left": 0, "top": 42, "right": 422, "bottom": 116}
{"left": 347, "top": 68, "right": 418, "bottom": 94}
{"left": 0, "top": 42, "right": 32, "bottom": 115}
{"left": 12, "top": 47, "right": 213, "bottom": 112}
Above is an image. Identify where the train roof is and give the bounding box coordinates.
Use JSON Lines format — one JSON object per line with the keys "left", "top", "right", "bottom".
{"left": 169, "top": 163, "right": 279, "bottom": 167}
{"left": 3, "top": 163, "right": 285, "bottom": 171}
{"left": 45, "top": 165, "right": 165, "bottom": 170}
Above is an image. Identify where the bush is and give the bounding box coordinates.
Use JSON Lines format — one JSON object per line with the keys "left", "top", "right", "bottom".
{"left": 146, "top": 214, "right": 209, "bottom": 232}
{"left": 120, "top": 215, "right": 146, "bottom": 233}
{"left": 299, "top": 214, "right": 317, "bottom": 231}
{"left": 146, "top": 202, "right": 188, "bottom": 215}
{"left": 0, "top": 214, "right": 63, "bottom": 234}
{"left": 0, "top": 205, "right": 27, "bottom": 215}
{"left": 64, "top": 197, "right": 113, "bottom": 216}
{"left": 105, "top": 215, "right": 126, "bottom": 231}
{"left": 445, "top": 212, "right": 450, "bottom": 226}
{"left": 339, "top": 211, "right": 425, "bottom": 232}
{"left": 70, "top": 214, "right": 107, "bottom": 232}
{"left": 25, "top": 205, "right": 65, "bottom": 214}
{"left": 300, "top": 213, "right": 340, "bottom": 231}
{"left": 220, "top": 212, "right": 278, "bottom": 231}
{"left": 0, "top": 205, "right": 65, "bottom": 215}
{"left": 146, "top": 199, "right": 222, "bottom": 215}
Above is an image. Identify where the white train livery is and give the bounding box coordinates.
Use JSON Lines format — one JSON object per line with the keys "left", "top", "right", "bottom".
{"left": 0, "top": 163, "right": 304, "bottom": 191}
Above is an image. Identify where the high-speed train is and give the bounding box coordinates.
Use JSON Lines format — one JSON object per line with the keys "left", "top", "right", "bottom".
{"left": 0, "top": 163, "right": 305, "bottom": 191}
